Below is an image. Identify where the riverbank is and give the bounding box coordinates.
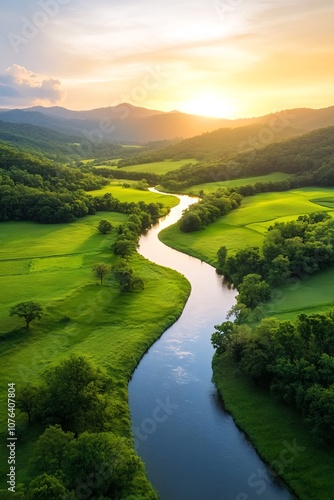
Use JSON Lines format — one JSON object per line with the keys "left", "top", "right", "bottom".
{"left": 0, "top": 208, "right": 191, "bottom": 497}
{"left": 212, "top": 353, "right": 334, "bottom": 500}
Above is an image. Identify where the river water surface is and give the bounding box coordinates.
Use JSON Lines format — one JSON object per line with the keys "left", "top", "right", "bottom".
{"left": 128, "top": 192, "right": 293, "bottom": 500}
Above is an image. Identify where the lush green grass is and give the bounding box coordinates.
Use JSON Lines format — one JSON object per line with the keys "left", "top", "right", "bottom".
{"left": 89, "top": 182, "right": 179, "bottom": 207}
{"left": 96, "top": 159, "right": 197, "bottom": 175}
{"left": 0, "top": 213, "right": 190, "bottom": 493}
{"left": 262, "top": 266, "right": 334, "bottom": 321}
{"left": 213, "top": 354, "right": 334, "bottom": 500}
{"left": 185, "top": 172, "right": 292, "bottom": 194}
{"left": 0, "top": 214, "right": 127, "bottom": 324}
{"left": 160, "top": 187, "right": 334, "bottom": 265}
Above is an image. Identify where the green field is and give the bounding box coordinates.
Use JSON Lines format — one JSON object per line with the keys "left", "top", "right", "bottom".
{"left": 96, "top": 159, "right": 197, "bottom": 175}
{"left": 213, "top": 354, "right": 334, "bottom": 500}
{"left": 160, "top": 187, "right": 334, "bottom": 264}
{"left": 185, "top": 172, "right": 292, "bottom": 194}
{"left": 262, "top": 265, "right": 334, "bottom": 321}
{"left": 0, "top": 212, "right": 190, "bottom": 491}
{"left": 90, "top": 182, "right": 179, "bottom": 207}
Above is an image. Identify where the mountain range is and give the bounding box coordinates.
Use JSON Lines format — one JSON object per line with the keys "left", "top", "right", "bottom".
{"left": 0, "top": 103, "right": 334, "bottom": 144}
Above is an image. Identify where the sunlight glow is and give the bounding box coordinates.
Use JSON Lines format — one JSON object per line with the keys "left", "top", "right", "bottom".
{"left": 179, "top": 93, "right": 237, "bottom": 119}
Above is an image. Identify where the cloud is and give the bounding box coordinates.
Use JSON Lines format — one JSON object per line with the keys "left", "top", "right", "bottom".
{"left": 0, "top": 65, "right": 65, "bottom": 106}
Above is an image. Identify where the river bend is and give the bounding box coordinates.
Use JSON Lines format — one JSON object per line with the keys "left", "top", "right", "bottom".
{"left": 128, "top": 192, "right": 292, "bottom": 500}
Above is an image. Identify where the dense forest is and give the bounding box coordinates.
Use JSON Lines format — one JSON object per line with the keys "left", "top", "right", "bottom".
{"left": 159, "top": 126, "right": 334, "bottom": 190}
{"left": 212, "top": 312, "right": 334, "bottom": 444}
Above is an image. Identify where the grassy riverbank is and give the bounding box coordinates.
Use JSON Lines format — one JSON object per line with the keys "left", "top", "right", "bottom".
{"left": 160, "top": 187, "right": 334, "bottom": 265}
{"left": 158, "top": 184, "right": 334, "bottom": 499}
{"left": 212, "top": 354, "right": 334, "bottom": 500}
{"left": 0, "top": 208, "right": 190, "bottom": 495}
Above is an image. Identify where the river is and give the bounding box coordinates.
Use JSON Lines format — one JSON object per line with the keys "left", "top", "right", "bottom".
{"left": 128, "top": 191, "right": 293, "bottom": 500}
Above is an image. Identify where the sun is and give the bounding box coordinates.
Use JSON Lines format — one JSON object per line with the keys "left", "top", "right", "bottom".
{"left": 180, "top": 93, "right": 236, "bottom": 119}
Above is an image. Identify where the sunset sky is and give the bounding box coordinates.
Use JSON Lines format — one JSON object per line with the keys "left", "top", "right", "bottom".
{"left": 0, "top": 0, "right": 333, "bottom": 118}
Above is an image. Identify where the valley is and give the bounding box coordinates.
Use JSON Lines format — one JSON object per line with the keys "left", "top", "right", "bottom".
{"left": 0, "top": 104, "right": 334, "bottom": 499}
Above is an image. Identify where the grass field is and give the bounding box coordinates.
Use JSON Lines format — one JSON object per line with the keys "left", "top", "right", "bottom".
{"left": 89, "top": 182, "right": 179, "bottom": 207}
{"left": 160, "top": 187, "right": 334, "bottom": 264}
{"left": 185, "top": 172, "right": 292, "bottom": 194}
{"left": 213, "top": 354, "right": 334, "bottom": 500}
{"left": 95, "top": 159, "right": 197, "bottom": 175}
{"left": 0, "top": 212, "right": 190, "bottom": 491}
{"left": 262, "top": 266, "right": 334, "bottom": 321}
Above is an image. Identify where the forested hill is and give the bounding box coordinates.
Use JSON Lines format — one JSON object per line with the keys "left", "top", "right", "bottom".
{"left": 160, "top": 125, "right": 334, "bottom": 190}
{"left": 0, "top": 121, "right": 125, "bottom": 162}
{"left": 235, "top": 124, "right": 334, "bottom": 176}
{"left": 118, "top": 123, "right": 303, "bottom": 166}
{"left": 0, "top": 142, "right": 109, "bottom": 223}
{"left": 159, "top": 123, "right": 303, "bottom": 161}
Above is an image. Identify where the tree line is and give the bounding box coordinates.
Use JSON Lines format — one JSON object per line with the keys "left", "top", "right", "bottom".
{"left": 212, "top": 312, "right": 334, "bottom": 444}
{"left": 179, "top": 189, "right": 242, "bottom": 232}
{"left": 217, "top": 212, "right": 334, "bottom": 321}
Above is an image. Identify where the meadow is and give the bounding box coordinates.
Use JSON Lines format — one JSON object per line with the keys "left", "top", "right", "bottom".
{"left": 95, "top": 158, "right": 197, "bottom": 174}
{"left": 0, "top": 207, "right": 190, "bottom": 490}
{"left": 160, "top": 187, "right": 334, "bottom": 263}
{"left": 184, "top": 172, "right": 292, "bottom": 194}
{"left": 160, "top": 186, "right": 334, "bottom": 321}
{"left": 89, "top": 182, "right": 180, "bottom": 206}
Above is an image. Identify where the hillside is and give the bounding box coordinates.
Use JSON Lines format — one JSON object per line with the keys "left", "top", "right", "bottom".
{"left": 120, "top": 123, "right": 303, "bottom": 165}
{"left": 160, "top": 125, "right": 334, "bottom": 190}
{"left": 0, "top": 121, "right": 129, "bottom": 162}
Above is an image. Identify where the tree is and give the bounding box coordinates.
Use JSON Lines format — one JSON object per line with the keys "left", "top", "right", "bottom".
{"left": 237, "top": 274, "right": 271, "bottom": 309}
{"left": 92, "top": 263, "right": 111, "bottom": 285}
{"left": 38, "top": 355, "right": 113, "bottom": 433}
{"left": 30, "top": 425, "right": 74, "bottom": 477}
{"left": 10, "top": 301, "right": 43, "bottom": 329}
{"left": 17, "top": 383, "right": 39, "bottom": 423}
{"left": 113, "top": 239, "right": 137, "bottom": 257}
{"left": 98, "top": 219, "right": 113, "bottom": 235}
{"left": 28, "top": 474, "right": 68, "bottom": 500}
{"left": 217, "top": 246, "right": 227, "bottom": 273}
{"left": 266, "top": 254, "right": 291, "bottom": 286}
{"left": 211, "top": 321, "right": 235, "bottom": 355}
{"left": 65, "top": 432, "right": 141, "bottom": 498}
{"left": 113, "top": 261, "right": 145, "bottom": 292}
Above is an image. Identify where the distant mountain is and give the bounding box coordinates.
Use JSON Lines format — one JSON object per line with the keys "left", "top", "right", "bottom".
{"left": 230, "top": 106, "right": 334, "bottom": 132}
{"left": 0, "top": 105, "right": 233, "bottom": 143}
{"left": 0, "top": 103, "right": 333, "bottom": 144}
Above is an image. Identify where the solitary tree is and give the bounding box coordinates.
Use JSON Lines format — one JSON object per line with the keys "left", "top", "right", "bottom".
{"left": 97, "top": 219, "right": 113, "bottom": 235}
{"left": 92, "top": 263, "right": 111, "bottom": 285}
{"left": 10, "top": 301, "right": 43, "bottom": 329}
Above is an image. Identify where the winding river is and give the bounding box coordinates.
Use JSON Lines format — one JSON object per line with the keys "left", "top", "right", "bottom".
{"left": 128, "top": 192, "right": 293, "bottom": 500}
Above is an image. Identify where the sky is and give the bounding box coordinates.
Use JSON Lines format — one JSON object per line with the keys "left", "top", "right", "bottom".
{"left": 0, "top": 0, "right": 333, "bottom": 118}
